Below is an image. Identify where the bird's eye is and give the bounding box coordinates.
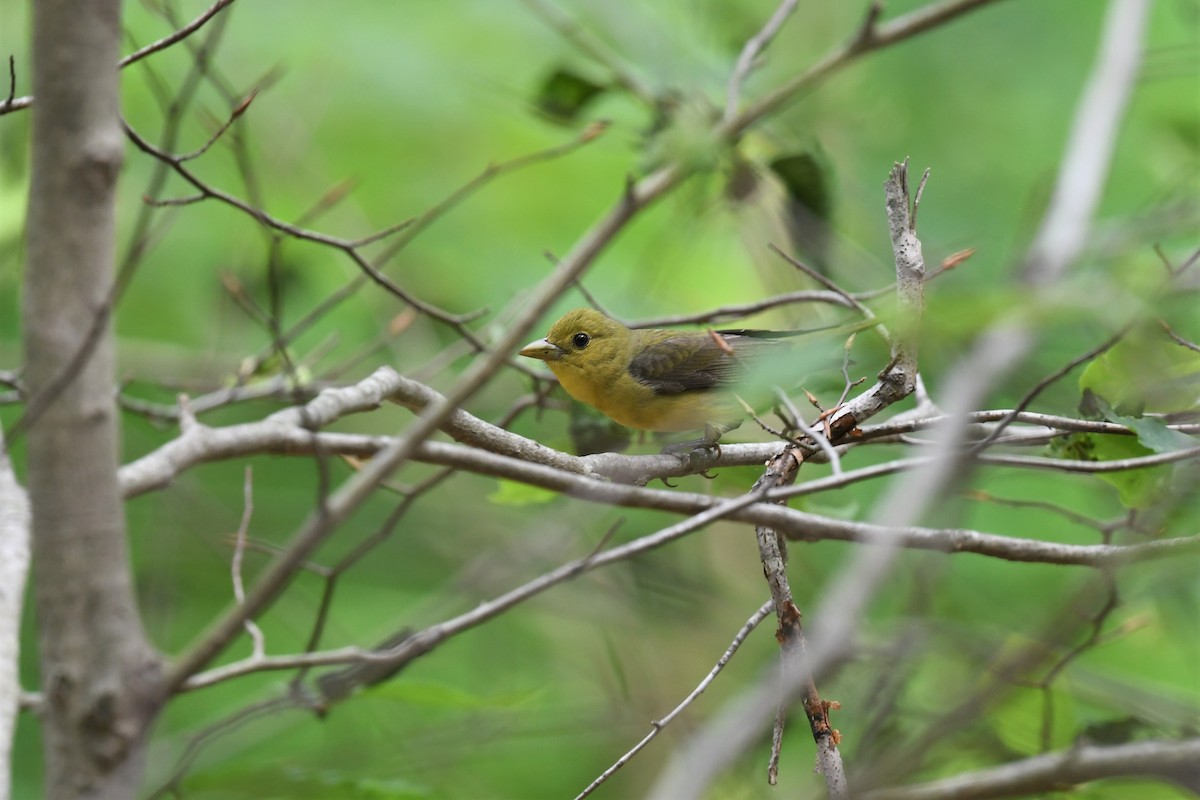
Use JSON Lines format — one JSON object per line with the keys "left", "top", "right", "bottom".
{"left": 572, "top": 332, "right": 590, "bottom": 349}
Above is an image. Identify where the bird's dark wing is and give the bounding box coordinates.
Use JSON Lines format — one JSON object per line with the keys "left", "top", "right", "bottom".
{"left": 714, "top": 327, "right": 805, "bottom": 339}
{"left": 628, "top": 332, "right": 787, "bottom": 396}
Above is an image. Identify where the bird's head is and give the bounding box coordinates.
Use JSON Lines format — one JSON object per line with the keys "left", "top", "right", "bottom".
{"left": 519, "top": 308, "right": 631, "bottom": 383}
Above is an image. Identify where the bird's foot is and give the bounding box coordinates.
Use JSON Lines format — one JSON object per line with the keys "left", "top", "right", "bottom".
{"left": 661, "top": 438, "right": 721, "bottom": 470}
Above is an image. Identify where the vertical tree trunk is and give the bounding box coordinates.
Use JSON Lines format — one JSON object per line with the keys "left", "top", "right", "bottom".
{"left": 23, "top": 1, "right": 164, "bottom": 797}
{"left": 0, "top": 437, "right": 30, "bottom": 800}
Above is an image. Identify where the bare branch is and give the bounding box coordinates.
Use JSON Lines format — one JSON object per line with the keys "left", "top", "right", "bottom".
{"left": 183, "top": 491, "right": 771, "bottom": 693}
{"left": 1021, "top": 0, "right": 1149, "bottom": 285}
{"left": 230, "top": 467, "right": 264, "bottom": 659}
{"left": 518, "top": 0, "right": 656, "bottom": 104}
{"left": 375, "top": 123, "right": 611, "bottom": 268}
{"left": 116, "top": 368, "right": 1200, "bottom": 570}
{"left": 1, "top": 55, "right": 15, "bottom": 112}
{"left": 145, "top": 696, "right": 292, "bottom": 800}
{"left": 776, "top": 388, "right": 842, "bottom": 475}
{"left": 978, "top": 446, "right": 1200, "bottom": 474}
{"left": 721, "top": 0, "right": 1012, "bottom": 140}
{"left": 119, "top": 398, "right": 1200, "bottom": 505}
{"left": 210, "top": 127, "right": 605, "bottom": 379}
{"left": 0, "top": 0, "right": 239, "bottom": 116}
{"left": 182, "top": 645, "right": 399, "bottom": 692}
{"left": 863, "top": 737, "right": 1200, "bottom": 800}
{"left": 632, "top": 288, "right": 858, "bottom": 328}
{"left": 118, "top": 0, "right": 238, "bottom": 68}
{"left": 576, "top": 600, "right": 775, "bottom": 799}
{"left": 724, "top": 0, "right": 799, "bottom": 121}
{"left": 881, "top": 159, "right": 926, "bottom": 386}
{"left": 121, "top": 121, "right": 483, "bottom": 331}
{"left": 967, "top": 327, "right": 1130, "bottom": 454}
{"left": 0, "top": 94, "right": 30, "bottom": 115}
{"left": 856, "top": 409, "right": 1200, "bottom": 441}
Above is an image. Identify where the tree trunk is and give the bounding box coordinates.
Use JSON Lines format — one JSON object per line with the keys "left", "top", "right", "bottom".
{"left": 23, "top": 1, "right": 164, "bottom": 797}
{"left": 0, "top": 437, "right": 31, "bottom": 800}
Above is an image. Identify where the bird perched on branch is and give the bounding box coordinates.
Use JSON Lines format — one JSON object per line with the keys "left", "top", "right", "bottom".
{"left": 519, "top": 307, "right": 808, "bottom": 445}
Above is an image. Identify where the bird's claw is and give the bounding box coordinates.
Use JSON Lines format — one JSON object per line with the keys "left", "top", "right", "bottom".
{"left": 661, "top": 440, "right": 721, "bottom": 470}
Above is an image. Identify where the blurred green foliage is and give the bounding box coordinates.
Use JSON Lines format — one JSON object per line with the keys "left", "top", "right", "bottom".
{"left": 1, "top": 1, "right": 1197, "bottom": 798}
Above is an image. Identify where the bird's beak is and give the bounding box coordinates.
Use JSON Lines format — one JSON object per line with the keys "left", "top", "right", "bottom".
{"left": 519, "top": 338, "right": 564, "bottom": 362}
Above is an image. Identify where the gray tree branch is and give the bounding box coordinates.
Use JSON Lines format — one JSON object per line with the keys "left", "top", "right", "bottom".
{"left": 863, "top": 737, "right": 1200, "bottom": 800}
{"left": 116, "top": 369, "right": 1200, "bottom": 570}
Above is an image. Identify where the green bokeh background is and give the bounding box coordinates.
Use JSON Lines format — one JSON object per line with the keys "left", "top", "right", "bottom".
{"left": 1, "top": 1, "right": 1197, "bottom": 798}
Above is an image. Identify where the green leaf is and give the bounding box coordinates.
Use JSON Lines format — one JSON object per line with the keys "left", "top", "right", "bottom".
{"left": 1097, "top": 403, "right": 1196, "bottom": 455}
{"left": 1078, "top": 328, "right": 1200, "bottom": 415}
{"left": 724, "top": 138, "right": 837, "bottom": 271}
{"left": 1073, "top": 394, "right": 1193, "bottom": 509}
{"left": 1077, "top": 715, "right": 1147, "bottom": 746}
{"left": 533, "top": 67, "right": 607, "bottom": 124}
{"left": 768, "top": 150, "right": 834, "bottom": 221}
{"left": 1074, "top": 329, "right": 1200, "bottom": 508}
{"left": 1089, "top": 434, "right": 1167, "bottom": 509}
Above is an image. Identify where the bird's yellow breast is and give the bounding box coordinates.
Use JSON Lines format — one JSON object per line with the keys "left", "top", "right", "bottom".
{"left": 548, "top": 360, "right": 736, "bottom": 433}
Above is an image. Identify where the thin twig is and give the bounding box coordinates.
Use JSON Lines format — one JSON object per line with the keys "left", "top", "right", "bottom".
{"left": 518, "top": 0, "right": 657, "bottom": 104}
{"left": 234, "top": 128, "right": 604, "bottom": 378}
{"left": 775, "top": 388, "right": 842, "bottom": 475}
{"left": 575, "top": 599, "right": 775, "bottom": 799}
{"left": 720, "top": 0, "right": 1011, "bottom": 140}
{"left": 967, "top": 326, "right": 1130, "bottom": 455}
{"left": 179, "top": 89, "right": 257, "bottom": 162}
{"left": 183, "top": 490, "right": 773, "bottom": 692}
{"left": 2, "top": 56, "right": 15, "bottom": 112}
{"left": 231, "top": 466, "right": 265, "bottom": 658}
{"left": 118, "top": 0, "right": 238, "bottom": 68}
{"left": 1161, "top": 319, "right": 1200, "bottom": 353}
{"left": 724, "top": 0, "right": 800, "bottom": 121}
{"left": 634, "top": 288, "right": 860, "bottom": 328}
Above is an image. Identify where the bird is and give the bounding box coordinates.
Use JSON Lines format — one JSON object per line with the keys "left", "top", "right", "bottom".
{"left": 519, "top": 307, "right": 804, "bottom": 444}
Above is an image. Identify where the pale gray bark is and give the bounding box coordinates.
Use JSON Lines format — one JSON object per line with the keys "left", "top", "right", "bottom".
{"left": 0, "top": 435, "right": 30, "bottom": 800}
{"left": 23, "top": 1, "right": 164, "bottom": 797}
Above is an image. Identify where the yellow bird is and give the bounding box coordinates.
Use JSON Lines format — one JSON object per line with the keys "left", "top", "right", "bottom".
{"left": 519, "top": 308, "right": 800, "bottom": 442}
